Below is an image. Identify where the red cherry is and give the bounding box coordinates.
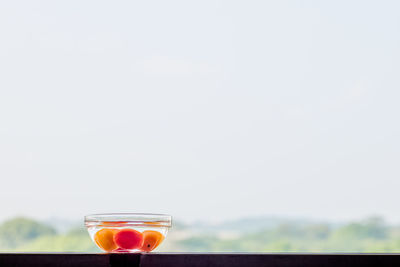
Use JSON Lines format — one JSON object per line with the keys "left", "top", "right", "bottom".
{"left": 114, "top": 229, "right": 144, "bottom": 250}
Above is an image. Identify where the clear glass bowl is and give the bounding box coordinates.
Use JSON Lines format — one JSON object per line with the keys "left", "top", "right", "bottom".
{"left": 84, "top": 213, "right": 172, "bottom": 253}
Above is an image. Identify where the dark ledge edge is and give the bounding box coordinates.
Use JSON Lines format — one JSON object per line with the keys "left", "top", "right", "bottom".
{"left": 2, "top": 253, "right": 400, "bottom": 267}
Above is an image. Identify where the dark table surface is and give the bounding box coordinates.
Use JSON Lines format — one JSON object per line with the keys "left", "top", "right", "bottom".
{"left": 1, "top": 253, "right": 400, "bottom": 267}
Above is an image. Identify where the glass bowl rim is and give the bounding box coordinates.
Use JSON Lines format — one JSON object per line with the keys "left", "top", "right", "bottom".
{"left": 84, "top": 213, "right": 172, "bottom": 227}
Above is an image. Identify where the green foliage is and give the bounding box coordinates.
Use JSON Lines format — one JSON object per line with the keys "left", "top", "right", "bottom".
{"left": 1, "top": 215, "right": 400, "bottom": 253}
{"left": 162, "top": 216, "right": 400, "bottom": 253}
{"left": 66, "top": 226, "right": 89, "bottom": 237}
{"left": 0, "top": 217, "right": 56, "bottom": 249}
{"left": 332, "top": 217, "right": 387, "bottom": 241}
{"left": 17, "top": 234, "right": 97, "bottom": 252}
{"left": 178, "top": 236, "right": 218, "bottom": 251}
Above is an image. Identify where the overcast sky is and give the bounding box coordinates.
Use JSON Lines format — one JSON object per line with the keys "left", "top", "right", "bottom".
{"left": 0, "top": 0, "right": 399, "bottom": 224}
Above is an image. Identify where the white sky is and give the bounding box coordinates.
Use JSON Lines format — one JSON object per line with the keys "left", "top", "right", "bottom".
{"left": 0, "top": 0, "right": 400, "bottom": 224}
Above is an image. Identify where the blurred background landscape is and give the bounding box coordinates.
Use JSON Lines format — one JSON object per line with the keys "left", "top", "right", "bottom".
{"left": 2, "top": 215, "right": 400, "bottom": 253}
{"left": 1, "top": 1, "right": 400, "bottom": 253}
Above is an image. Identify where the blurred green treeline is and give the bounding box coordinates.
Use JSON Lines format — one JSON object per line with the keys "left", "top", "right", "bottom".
{"left": 1, "top": 216, "right": 400, "bottom": 252}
